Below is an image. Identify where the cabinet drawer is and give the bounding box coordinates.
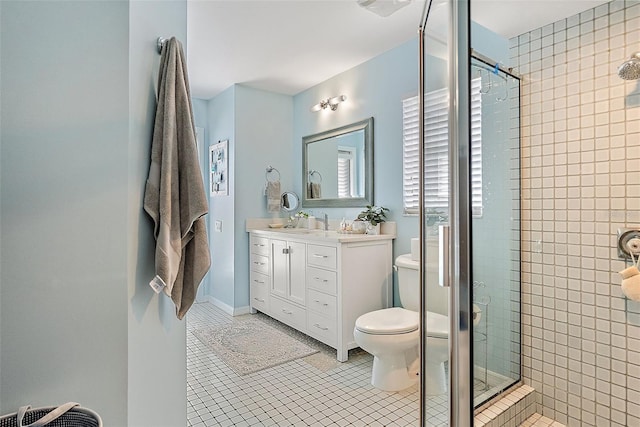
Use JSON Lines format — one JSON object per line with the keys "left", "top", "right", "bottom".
{"left": 306, "top": 266, "right": 337, "bottom": 295}
{"left": 250, "top": 271, "right": 269, "bottom": 292}
{"left": 307, "top": 244, "right": 337, "bottom": 270}
{"left": 270, "top": 297, "right": 306, "bottom": 331}
{"left": 307, "top": 311, "right": 337, "bottom": 347}
{"left": 250, "top": 273, "right": 269, "bottom": 312}
{"left": 250, "top": 236, "right": 270, "bottom": 256}
{"left": 307, "top": 289, "right": 336, "bottom": 317}
{"left": 250, "top": 253, "right": 269, "bottom": 275}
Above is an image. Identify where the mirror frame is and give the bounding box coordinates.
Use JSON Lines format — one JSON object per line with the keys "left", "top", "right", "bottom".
{"left": 302, "top": 117, "right": 374, "bottom": 208}
{"left": 280, "top": 191, "right": 299, "bottom": 212}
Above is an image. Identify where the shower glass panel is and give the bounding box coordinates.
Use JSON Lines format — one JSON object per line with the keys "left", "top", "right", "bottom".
{"left": 419, "top": 0, "right": 458, "bottom": 425}
{"left": 470, "top": 57, "right": 521, "bottom": 407}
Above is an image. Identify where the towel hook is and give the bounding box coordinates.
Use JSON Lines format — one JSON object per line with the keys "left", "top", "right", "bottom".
{"left": 157, "top": 37, "right": 167, "bottom": 54}
{"left": 265, "top": 166, "right": 280, "bottom": 182}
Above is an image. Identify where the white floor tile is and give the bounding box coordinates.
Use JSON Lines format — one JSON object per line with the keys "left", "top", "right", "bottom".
{"left": 187, "top": 302, "right": 421, "bottom": 426}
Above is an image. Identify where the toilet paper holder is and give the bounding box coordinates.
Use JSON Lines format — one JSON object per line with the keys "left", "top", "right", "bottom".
{"left": 617, "top": 228, "right": 640, "bottom": 260}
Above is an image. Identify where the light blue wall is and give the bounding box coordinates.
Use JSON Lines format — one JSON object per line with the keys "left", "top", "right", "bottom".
{"left": 127, "top": 1, "right": 188, "bottom": 426}
{"left": 204, "top": 86, "right": 236, "bottom": 307}
{"left": 199, "top": 85, "right": 293, "bottom": 310}
{"left": 1, "top": 1, "right": 188, "bottom": 425}
{"left": 1, "top": 1, "right": 129, "bottom": 421}
{"left": 471, "top": 21, "right": 510, "bottom": 66}
{"left": 234, "top": 86, "right": 294, "bottom": 308}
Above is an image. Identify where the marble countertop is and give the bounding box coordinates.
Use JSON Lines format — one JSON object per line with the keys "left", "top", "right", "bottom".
{"left": 246, "top": 218, "right": 396, "bottom": 243}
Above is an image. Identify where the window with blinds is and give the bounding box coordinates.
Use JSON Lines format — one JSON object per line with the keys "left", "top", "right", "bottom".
{"left": 337, "top": 148, "right": 355, "bottom": 198}
{"left": 402, "top": 78, "right": 483, "bottom": 216}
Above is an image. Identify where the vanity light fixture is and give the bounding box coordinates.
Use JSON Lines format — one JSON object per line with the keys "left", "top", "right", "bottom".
{"left": 310, "top": 95, "right": 347, "bottom": 112}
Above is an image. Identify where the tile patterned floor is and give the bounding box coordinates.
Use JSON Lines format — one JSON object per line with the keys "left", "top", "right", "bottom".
{"left": 521, "top": 414, "right": 565, "bottom": 427}
{"left": 187, "top": 302, "right": 539, "bottom": 426}
{"left": 187, "top": 302, "right": 430, "bottom": 426}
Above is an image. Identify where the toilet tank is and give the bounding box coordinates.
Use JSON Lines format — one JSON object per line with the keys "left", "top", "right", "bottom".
{"left": 395, "top": 240, "right": 449, "bottom": 316}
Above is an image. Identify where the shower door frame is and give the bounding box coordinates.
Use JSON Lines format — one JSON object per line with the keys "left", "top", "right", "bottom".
{"left": 419, "top": 0, "right": 473, "bottom": 425}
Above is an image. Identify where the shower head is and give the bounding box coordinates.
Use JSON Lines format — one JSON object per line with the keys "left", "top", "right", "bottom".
{"left": 618, "top": 52, "right": 640, "bottom": 80}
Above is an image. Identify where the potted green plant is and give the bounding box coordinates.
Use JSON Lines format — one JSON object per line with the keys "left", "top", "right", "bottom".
{"left": 356, "top": 205, "right": 389, "bottom": 234}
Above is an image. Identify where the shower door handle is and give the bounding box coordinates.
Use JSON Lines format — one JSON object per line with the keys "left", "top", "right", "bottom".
{"left": 439, "top": 225, "right": 450, "bottom": 287}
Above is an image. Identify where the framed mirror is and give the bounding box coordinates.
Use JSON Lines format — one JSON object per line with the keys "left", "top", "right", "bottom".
{"left": 302, "top": 117, "right": 373, "bottom": 208}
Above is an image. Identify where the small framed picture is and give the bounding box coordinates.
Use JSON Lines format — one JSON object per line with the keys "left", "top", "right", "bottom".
{"left": 209, "top": 140, "right": 228, "bottom": 196}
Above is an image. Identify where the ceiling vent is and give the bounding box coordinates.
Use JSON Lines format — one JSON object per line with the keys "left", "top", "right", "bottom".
{"left": 357, "top": 0, "right": 412, "bottom": 17}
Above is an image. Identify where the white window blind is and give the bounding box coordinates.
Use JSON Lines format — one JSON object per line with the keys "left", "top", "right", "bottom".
{"left": 337, "top": 148, "right": 354, "bottom": 198}
{"left": 402, "top": 78, "right": 483, "bottom": 216}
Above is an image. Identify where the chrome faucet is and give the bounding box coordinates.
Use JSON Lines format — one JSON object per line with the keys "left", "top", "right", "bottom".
{"left": 317, "top": 213, "right": 329, "bottom": 231}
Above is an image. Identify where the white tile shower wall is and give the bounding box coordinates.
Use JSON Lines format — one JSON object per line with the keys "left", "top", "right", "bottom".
{"left": 511, "top": 1, "right": 640, "bottom": 426}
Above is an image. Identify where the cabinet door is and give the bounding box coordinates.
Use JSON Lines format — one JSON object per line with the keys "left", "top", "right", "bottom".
{"left": 271, "top": 239, "right": 288, "bottom": 299}
{"left": 287, "top": 241, "right": 306, "bottom": 306}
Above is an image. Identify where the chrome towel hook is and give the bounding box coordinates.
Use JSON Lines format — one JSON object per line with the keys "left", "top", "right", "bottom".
{"left": 157, "top": 37, "right": 167, "bottom": 54}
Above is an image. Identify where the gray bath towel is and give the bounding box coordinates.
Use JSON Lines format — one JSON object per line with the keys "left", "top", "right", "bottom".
{"left": 266, "top": 181, "right": 281, "bottom": 213}
{"left": 310, "top": 182, "right": 322, "bottom": 199}
{"left": 143, "top": 37, "right": 211, "bottom": 320}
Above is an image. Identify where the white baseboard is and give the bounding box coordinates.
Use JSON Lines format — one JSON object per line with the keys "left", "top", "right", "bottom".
{"left": 201, "top": 295, "right": 251, "bottom": 316}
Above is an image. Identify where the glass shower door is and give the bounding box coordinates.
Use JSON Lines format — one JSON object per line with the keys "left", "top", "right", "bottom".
{"left": 419, "top": 0, "right": 473, "bottom": 425}
{"left": 418, "top": 1, "right": 523, "bottom": 424}
{"left": 469, "top": 55, "right": 521, "bottom": 408}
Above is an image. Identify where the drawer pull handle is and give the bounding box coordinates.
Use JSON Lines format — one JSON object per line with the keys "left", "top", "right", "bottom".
{"left": 253, "top": 279, "right": 265, "bottom": 284}
{"left": 313, "top": 323, "right": 329, "bottom": 331}
{"left": 312, "top": 254, "right": 328, "bottom": 258}
{"left": 313, "top": 277, "right": 329, "bottom": 282}
{"left": 314, "top": 300, "right": 329, "bottom": 306}
{"left": 253, "top": 243, "right": 265, "bottom": 247}
{"left": 281, "top": 309, "right": 293, "bottom": 315}
{"left": 253, "top": 262, "right": 265, "bottom": 266}
{"left": 253, "top": 297, "right": 265, "bottom": 303}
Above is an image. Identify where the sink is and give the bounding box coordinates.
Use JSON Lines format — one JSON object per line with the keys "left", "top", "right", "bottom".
{"left": 277, "top": 228, "right": 316, "bottom": 234}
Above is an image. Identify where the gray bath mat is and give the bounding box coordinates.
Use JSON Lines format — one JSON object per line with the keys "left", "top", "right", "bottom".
{"left": 192, "top": 317, "right": 319, "bottom": 375}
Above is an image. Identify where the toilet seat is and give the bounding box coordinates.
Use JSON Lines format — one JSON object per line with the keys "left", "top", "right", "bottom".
{"left": 355, "top": 308, "right": 449, "bottom": 338}
{"left": 355, "top": 307, "right": 418, "bottom": 335}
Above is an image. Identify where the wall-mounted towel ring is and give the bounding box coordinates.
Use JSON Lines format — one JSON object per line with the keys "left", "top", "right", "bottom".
{"left": 308, "top": 170, "right": 323, "bottom": 184}
{"left": 266, "top": 166, "right": 280, "bottom": 183}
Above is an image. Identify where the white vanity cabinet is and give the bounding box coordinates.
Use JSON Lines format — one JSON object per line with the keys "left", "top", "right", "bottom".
{"left": 248, "top": 228, "right": 394, "bottom": 362}
{"left": 270, "top": 239, "right": 307, "bottom": 330}
{"left": 249, "top": 235, "right": 270, "bottom": 313}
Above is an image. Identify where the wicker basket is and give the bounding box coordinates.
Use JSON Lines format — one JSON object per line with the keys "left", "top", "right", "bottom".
{"left": 0, "top": 402, "right": 101, "bottom": 427}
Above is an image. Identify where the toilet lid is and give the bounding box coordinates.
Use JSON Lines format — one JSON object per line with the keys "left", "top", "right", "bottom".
{"left": 355, "top": 307, "right": 419, "bottom": 335}
{"left": 426, "top": 311, "right": 449, "bottom": 338}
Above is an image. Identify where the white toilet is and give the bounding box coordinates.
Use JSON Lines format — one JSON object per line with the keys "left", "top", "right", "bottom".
{"left": 353, "top": 252, "right": 449, "bottom": 394}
